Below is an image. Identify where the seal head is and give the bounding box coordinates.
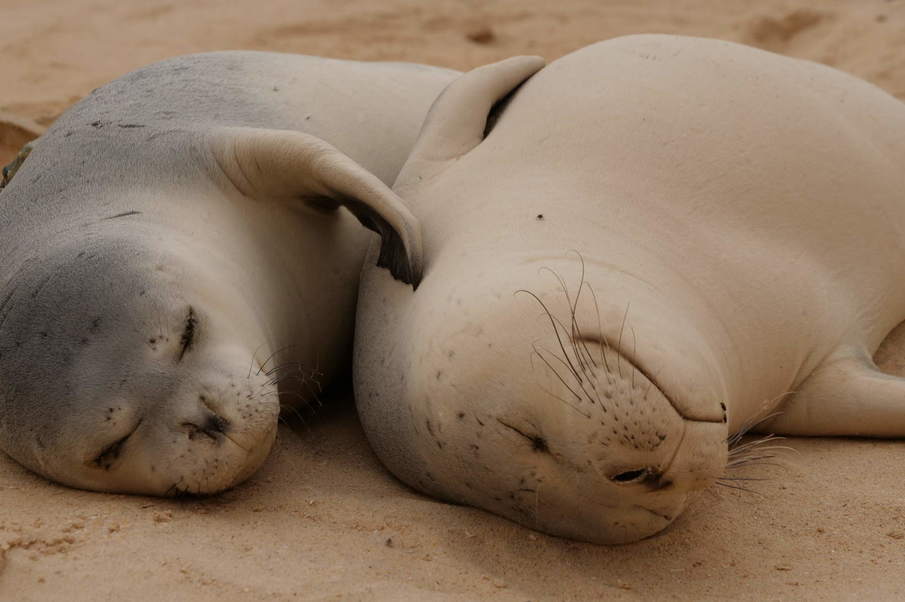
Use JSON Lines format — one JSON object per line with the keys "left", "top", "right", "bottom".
{"left": 0, "top": 238, "right": 280, "bottom": 494}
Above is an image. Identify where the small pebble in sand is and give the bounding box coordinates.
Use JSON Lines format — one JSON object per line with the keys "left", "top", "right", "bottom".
{"left": 466, "top": 26, "right": 495, "bottom": 44}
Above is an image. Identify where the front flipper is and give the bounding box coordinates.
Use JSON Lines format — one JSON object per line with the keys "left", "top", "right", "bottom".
{"left": 764, "top": 347, "right": 905, "bottom": 437}
{"left": 209, "top": 127, "right": 423, "bottom": 286}
{"left": 393, "top": 55, "right": 545, "bottom": 192}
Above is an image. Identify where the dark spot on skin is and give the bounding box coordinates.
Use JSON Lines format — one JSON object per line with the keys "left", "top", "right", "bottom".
{"left": 90, "top": 121, "right": 103, "bottom": 128}
{"left": 436, "top": 370, "right": 443, "bottom": 381}
{"left": 531, "top": 436, "right": 548, "bottom": 453}
{"left": 178, "top": 307, "right": 197, "bottom": 361}
{"left": 457, "top": 412, "right": 465, "bottom": 420}
{"left": 536, "top": 214, "right": 544, "bottom": 220}
{"left": 89, "top": 317, "right": 102, "bottom": 333}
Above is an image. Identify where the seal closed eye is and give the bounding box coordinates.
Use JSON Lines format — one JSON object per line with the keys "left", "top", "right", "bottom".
{"left": 92, "top": 418, "right": 143, "bottom": 470}
{"left": 178, "top": 307, "right": 197, "bottom": 361}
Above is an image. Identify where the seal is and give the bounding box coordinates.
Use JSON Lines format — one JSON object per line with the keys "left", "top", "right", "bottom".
{"left": 353, "top": 35, "right": 905, "bottom": 544}
{"left": 0, "top": 51, "right": 456, "bottom": 495}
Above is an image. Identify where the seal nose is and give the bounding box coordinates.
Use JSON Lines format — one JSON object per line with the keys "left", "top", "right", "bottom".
{"left": 181, "top": 412, "right": 231, "bottom": 441}
{"left": 180, "top": 394, "right": 232, "bottom": 441}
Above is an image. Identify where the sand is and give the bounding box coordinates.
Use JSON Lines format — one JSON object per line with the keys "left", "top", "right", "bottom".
{"left": 2, "top": 0, "right": 905, "bottom": 599}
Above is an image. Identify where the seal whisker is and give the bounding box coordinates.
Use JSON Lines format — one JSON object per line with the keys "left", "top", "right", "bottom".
{"left": 255, "top": 344, "right": 298, "bottom": 376}
{"left": 529, "top": 297, "right": 604, "bottom": 405}
{"left": 531, "top": 344, "right": 583, "bottom": 402}
{"left": 616, "top": 303, "right": 631, "bottom": 379}
{"left": 248, "top": 341, "right": 272, "bottom": 378}
{"left": 728, "top": 435, "right": 787, "bottom": 456}
{"left": 713, "top": 481, "right": 764, "bottom": 496}
{"left": 261, "top": 359, "right": 303, "bottom": 379}
{"left": 729, "top": 430, "right": 784, "bottom": 446}
{"left": 517, "top": 289, "right": 582, "bottom": 381}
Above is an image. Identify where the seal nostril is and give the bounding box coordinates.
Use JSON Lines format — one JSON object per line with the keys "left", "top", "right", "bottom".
{"left": 204, "top": 414, "right": 229, "bottom": 435}
{"left": 611, "top": 468, "right": 648, "bottom": 483}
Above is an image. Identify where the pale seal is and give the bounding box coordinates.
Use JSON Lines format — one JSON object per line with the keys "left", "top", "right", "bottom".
{"left": 0, "top": 51, "right": 455, "bottom": 495}
{"left": 353, "top": 35, "right": 905, "bottom": 543}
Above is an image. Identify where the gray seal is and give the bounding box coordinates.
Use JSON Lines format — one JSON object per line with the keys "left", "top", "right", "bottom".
{"left": 0, "top": 51, "right": 456, "bottom": 495}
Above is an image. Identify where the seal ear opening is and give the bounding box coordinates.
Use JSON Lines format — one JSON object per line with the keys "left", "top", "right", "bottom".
{"left": 394, "top": 55, "right": 545, "bottom": 190}
{"left": 209, "top": 127, "right": 423, "bottom": 286}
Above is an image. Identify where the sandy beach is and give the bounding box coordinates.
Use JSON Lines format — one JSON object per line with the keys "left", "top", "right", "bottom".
{"left": 2, "top": 1, "right": 905, "bottom": 599}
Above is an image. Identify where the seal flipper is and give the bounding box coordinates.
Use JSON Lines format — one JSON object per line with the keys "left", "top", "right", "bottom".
{"left": 764, "top": 347, "right": 905, "bottom": 437}
{"left": 393, "top": 55, "right": 545, "bottom": 191}
{"left": 209, "top": 127, "right": 422, "bottom": 286}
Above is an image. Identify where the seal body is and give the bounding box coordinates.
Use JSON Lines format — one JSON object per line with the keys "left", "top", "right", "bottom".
{"left": 0, "top": 51, "right": 456, "bottom": 495}
{"left": 354, "top": 35, "right": 905, "bottom": 543}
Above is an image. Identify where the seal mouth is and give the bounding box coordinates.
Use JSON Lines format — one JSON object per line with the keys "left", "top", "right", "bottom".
{"left": 575, "top": 333, "right": 723, "bottom": 426}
